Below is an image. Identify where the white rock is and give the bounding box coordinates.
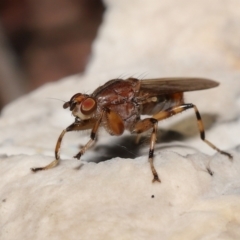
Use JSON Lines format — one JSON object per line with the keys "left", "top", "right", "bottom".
{"left": 1, "top": 0, "right": 240, "bottom": 239}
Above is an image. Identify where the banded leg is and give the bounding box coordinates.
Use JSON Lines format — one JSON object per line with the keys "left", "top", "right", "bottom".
{"left": 153, "top": 103, "right": 233, "bottom": 159}
{"left": 132, "top": 118, "right": 160, "bottom": 183}
{"left": 31, "top": 119, "right": 96, "bottom": 172}
{"left": 73, "top": 111, "right": 104, "bottom": 160}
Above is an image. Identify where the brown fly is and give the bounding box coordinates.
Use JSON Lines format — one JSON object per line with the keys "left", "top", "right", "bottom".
{"left": 31, "top": 77, "right": 232, "bottom": 182}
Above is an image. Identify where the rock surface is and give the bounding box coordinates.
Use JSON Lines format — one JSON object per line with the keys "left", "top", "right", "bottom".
{"left": 1, "top": 0, "right": 240, "bottom": 239}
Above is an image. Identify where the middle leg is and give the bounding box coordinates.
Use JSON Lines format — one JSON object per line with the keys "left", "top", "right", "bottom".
{"left": 132, "top": 118, "right": 160, "bottom": 183}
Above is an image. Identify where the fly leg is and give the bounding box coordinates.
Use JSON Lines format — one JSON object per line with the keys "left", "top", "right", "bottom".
{"left": 153, "top": 103, "right": 233, "bottom": 174}
{"left": 73, "top": 111, "right": 104, "bottom": 160}
{"left": 135, "top": 134, "right": 142, "bottom": 144}
{"left": 74, "top": 107, "right": 125, "bottom": 159}
{"left": 31, "top": 119, "right": 96, "bottom": 172}
{"left": 132, "top": 118, "right": 160, "bottom": 183}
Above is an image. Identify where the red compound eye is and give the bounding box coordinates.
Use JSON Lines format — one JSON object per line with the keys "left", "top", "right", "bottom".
{"left": 81, "top": 98, "right": 97, "bottom": 115}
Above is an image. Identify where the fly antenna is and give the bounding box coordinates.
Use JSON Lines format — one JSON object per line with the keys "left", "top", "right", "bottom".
{"left": 46, "top": 97, "right": 66, "bottom": 103}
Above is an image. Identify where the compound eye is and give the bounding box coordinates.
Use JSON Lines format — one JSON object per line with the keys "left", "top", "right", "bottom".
{"left": 81, "top": 98, "right": 97, "bottom": 115}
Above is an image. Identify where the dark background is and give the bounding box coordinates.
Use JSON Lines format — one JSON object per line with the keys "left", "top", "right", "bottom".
{"left": 0, "top": 0, "right": 105, "bottom": 111}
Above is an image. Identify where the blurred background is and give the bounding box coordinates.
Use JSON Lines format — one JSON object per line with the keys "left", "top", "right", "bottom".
{"left": 0, "top": 0, "right": 105, "bottom": 111}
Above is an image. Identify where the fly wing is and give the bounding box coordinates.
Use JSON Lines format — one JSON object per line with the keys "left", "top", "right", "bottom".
{"left": 139, "top": 78, "right": 219, "bottom": 96}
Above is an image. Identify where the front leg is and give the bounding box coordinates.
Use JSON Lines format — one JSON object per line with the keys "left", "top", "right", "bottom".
{"left": 31, "top": 118, "right": 96, "bottom": 172}
{"left": 74, "top": 107, "right": 125, "bottom": 160}
{"left": 73, "top": 111, "right": 104, "bottom": 160}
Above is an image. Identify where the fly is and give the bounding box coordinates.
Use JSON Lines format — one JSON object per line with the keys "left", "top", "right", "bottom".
{"left": 31, "top": 77, "right": 232, "bottom": 182}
